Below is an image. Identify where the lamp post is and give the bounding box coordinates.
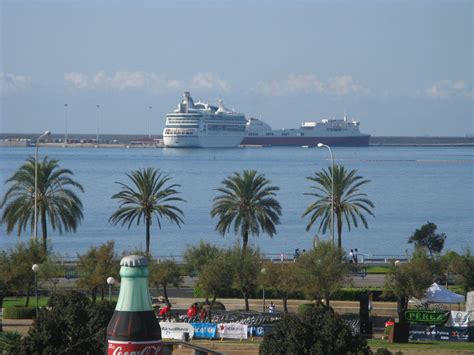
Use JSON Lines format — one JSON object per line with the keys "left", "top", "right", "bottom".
{"left": 148, "top": 106, "right": 152, "bottom": 140}
{"left": 64, "top": 103, "right": 68, "bottom": 145}
{"left": 96, "top": 104, "right": 100, "bottom": 143}
{"left": 107, "top": 277, "right": 115, "bottom": 301}
{"left": 317, "top": 143, "right": 335, "bottom": 246}
{"left": 261, "top": 268, "right": 266, "bottom": 312}
{"left": 34, "top": 130, "right": 51, "bottom": 239}
{"left": 32, "top": 264, "right": 39, "bottom": 318}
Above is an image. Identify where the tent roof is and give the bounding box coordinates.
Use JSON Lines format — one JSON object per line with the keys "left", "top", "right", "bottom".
{"left": 421, "top": 283, "right": 465, "bottom": 304}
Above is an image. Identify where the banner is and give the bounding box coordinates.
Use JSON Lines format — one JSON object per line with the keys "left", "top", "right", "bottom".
{"left": 248, "top": 325, "right": 274, "bottom": 337}
{"left": 159, "top": 322, "right": 194, "bottom": 340}
{"left": 409, "top": 325, "right": 470, "bottom": 342}
{"left": 446, "top": 311, "right": 470, "bottom": 328}
{"left": 405, "top": 310, "right": 450, "bottom": 325}
{"left": 217, "top": 323, "right": 248, "bottom": 339}
{"left": 191, "top": 323, "right": 217, "bottom": 339}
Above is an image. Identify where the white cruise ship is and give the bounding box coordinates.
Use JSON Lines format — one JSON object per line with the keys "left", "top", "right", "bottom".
{"left": 163, "top": 92, "right": 247, "bottom": 148}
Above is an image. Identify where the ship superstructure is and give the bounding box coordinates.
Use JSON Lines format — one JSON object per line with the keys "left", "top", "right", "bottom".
{"left": 163, "top": 92, "right": 247, "bottom": 148}
{"left": 241, "top": 114, "right": 370, "bottom": 147}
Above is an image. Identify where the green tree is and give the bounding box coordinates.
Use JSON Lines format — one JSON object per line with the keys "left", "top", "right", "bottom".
{"left": 384, "top": 251, "right": 434, "bottom": 322}
{"left": 260, "top": 302, "right": 370, "bottom": 355}
{"left": 77, "top": 241, "right": 119, "bottom": 302}
{"left": 149, "top": 259, "right": 183, "bottom": 305}
{"left": 198, "top": 253, "right": 233, "bottom": 311}
{"left": 297, "top": 242, "right": 349, "bottom": 306}
{"left": 228, "top": 246, "right": 262, "bottom": 311}
{"left": 183, "top": 241, "right": 223, "bottom": 276}
{"left": 110, "top": 168, "right": 185, "bottom": 256}
{"left": 450, "top": 249, "right": 474, "bottom": 294}
{"left": 2, "top": 240, "right": 47, "bottom": 307}
{"left": 21, "top": 290, "right": 114, "bottom": 354}
{"left": 303, "top": 165, "right": 374, "bottom": 248}
{"left": 408, "top": 222, "right": 446, "bottom": 257}
{"left": 211, "top": 170, "right": 282, "bottom": 251}
{"left": 38, "top": 254, "right": 65, "bottom": 293}
{"left": 261, "top": 262, "right": 301, "bottom": 313}
{"left": 1, "top": 157, "right": 84, "bottom": 252}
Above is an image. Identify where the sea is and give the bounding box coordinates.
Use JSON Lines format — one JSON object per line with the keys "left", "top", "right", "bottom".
{"left": 0, "top": 146, "right": 473, "bottom": 259}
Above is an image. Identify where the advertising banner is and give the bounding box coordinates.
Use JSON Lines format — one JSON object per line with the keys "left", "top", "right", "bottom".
{"left": 446, "top": 311, "right": 470, "bottom": 328}
{"left": 191, "top": 323, "right": 217, "bottom": 339}
{"left": 159, "top": 322, "right": 194, "bottom": 340}
{"left": 217, "top": 323, "right": 248, "bottom": 339}
{"left": 405, "top": 310, "right": 450, "bottom": 325}
{"left": 248, "top": 325, "right": 274, "bottom": 337}
{"left": 409, "top": 325, "right": 470, "bottom": 342}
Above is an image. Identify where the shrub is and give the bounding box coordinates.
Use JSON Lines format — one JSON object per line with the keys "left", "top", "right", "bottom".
{"left": 20, "top": 290, "right": 114, "bottom": 354}
{"left": 297, "top": 303, "right": 316, "bottom": 315}
{"left": 0, "top": 331, "right": 22, "bottom": 354}
{"left": 260, "top": 302, "right": 370, "bottom": 354}
{"left": 2, "top": 307, "right": 36, "bottom": 319}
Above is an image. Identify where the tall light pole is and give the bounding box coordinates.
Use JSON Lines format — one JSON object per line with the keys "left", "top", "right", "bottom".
{"left": 32, "top": 264, "right": 39, "bottom": 318}
{"left": 261, "top": 268, "right": 266, "bottom": 312}
{"left": 148, "top": 106, "right": 152, "bottom": 140}
{"left": 34, "top": 130, "right": 51, "bottom": 239}
{"left": 96, "top": 104, "right": 100, "bottom": 143}
{"left": 107, "top": 277, "right": 115, "bottom": 301}
{"left": 317, "top": 143, "right": 335, "bottom": 245}
{"left": 64, "top": 103, "right": 68, "bottom": 145}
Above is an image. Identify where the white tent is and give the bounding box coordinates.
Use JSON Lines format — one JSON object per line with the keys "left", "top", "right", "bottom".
{"left": 421, "top": 283, "right": 465, "bottom": 304}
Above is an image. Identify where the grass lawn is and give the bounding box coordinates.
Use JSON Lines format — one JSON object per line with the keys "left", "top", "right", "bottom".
{"left": 3, "top": 296, "right": 49, "bottom": 308}
{"left": 2, "top": 296, "right": 118, "bottom": 308}
{"left": 368, "top": 339, "right": 474, "bottom": 352}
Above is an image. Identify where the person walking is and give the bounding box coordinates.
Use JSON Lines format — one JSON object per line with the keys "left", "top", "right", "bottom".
{"left": 349, "top": 249, "right": 354, "bottom": 263}
{"left": 354, "top": 248, "right": 358, "bottom": 264}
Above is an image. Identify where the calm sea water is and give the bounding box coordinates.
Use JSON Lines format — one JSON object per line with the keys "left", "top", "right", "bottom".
{"left": 0, "top": 146, "right": 473, "bottom": 258}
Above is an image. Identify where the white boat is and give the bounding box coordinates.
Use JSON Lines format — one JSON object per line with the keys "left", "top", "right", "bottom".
{"left": 163, "top": 92, "right": 247, "bottom": 148}
{"left": 241, "top": 115, "right": 371, "bottom": 147}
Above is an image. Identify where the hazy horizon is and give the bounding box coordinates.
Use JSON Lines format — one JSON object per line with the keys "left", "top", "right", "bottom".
{"left": 1, "top": 1, "right": 473, "bottom": 136}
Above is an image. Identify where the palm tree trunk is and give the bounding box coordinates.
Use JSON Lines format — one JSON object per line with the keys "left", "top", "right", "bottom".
{"left": 337, "top": 212, "right": 343, "bottom": 248}
{"left": 242, "top": 288, "right": 250, "bottom": 311}
{"left": 146, "top": 216, "right": 151, "bottom": 256}
{"left": 242, "top": 230, "right": 249, "bottom": 251}
{"left": 41, "top": 207, "right": 48, "bottom": 253}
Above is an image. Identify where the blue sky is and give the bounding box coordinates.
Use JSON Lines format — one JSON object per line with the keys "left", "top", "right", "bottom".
{"left": 1, "top": 0, "right": 472, "bottom": 136}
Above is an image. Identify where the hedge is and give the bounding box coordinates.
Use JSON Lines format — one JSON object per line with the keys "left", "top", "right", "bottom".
{"left": 2, "top": 307, "right": 36, "bottom": 319}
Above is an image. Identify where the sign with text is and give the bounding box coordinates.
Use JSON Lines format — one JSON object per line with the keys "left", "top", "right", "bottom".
{"left": 405, "top": 310, "right": 450, "bottom": 325}
{"left": 159, "top": 322, "right": 194, "bottom": 340}
{"left": 217, "top": 323, "right": 248, "bottom": 339}
{"left": 191, "top": 323, "right": 216, "bottom": 339}
{"left": 409, "top": 325, "right": 470, "bottom": 342}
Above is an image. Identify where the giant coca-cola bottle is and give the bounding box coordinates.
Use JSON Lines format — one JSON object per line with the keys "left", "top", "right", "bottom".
{"left": 107, "top": 255, "right": 162, "bottom": 354}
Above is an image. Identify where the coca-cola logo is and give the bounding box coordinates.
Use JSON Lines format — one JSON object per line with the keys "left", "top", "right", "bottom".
{"left": 112, "top": 345, "right": 161, "bottom": 355}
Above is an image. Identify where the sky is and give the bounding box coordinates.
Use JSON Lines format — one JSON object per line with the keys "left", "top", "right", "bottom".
{"left": 1, "top": 0, "right": 473, "bottom": 136}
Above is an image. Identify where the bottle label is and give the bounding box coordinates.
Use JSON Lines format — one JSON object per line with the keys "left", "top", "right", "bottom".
{"left": 108, "top": 340, "right": 162, "bottom": 355}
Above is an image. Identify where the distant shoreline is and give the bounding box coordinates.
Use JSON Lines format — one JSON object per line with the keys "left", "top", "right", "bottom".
{"left": 1, "top": 133, "right": 473, "bottom": 148}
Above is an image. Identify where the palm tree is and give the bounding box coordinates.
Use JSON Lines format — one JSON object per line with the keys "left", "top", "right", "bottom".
{"left": 303, "top": 165, "right": 374, "bottom": 248}
{"left": 1, "top": 157, "right": 84, "bottom": 252}
{"left": 211, "top": 170, "right": 282, "bottom": 251}
{"left": 109, "top": 168, "right": 184, "bottom": 256}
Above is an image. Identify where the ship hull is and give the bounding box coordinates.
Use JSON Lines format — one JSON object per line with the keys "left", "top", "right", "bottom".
{"left": 163, "top": 133, "right": 245, "bottom": 148}
{"left": 240, "top": 134, "right": 370, "bottom": 147}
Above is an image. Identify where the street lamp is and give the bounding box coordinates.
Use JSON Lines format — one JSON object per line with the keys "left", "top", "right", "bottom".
{"left": 32, "top": 264, "right": 39, "bottom": 318}
{"left": 107, "top": 277, "right": 115, "bottom": 301}
{"left": 64, "top": 103, "right": 68, "bottom": 145}
{"left": 96, "top": 104, "right": 100, "bottom": 143}
{"left": 148, "top": 106, "right": 153, "bottom": 140}
{"left": 317, "top": 143, "right": 335, "bottom": 245}
{"left": 261, "top": 268, "right": 267, "bottom": 312}
{"left": 34, "top": 130, "right": 51, "bottom": 239}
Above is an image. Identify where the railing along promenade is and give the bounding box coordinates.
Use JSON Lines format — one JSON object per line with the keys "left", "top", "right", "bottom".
{"left": 54, "top": 253, "right": 408, "bottom": 280}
